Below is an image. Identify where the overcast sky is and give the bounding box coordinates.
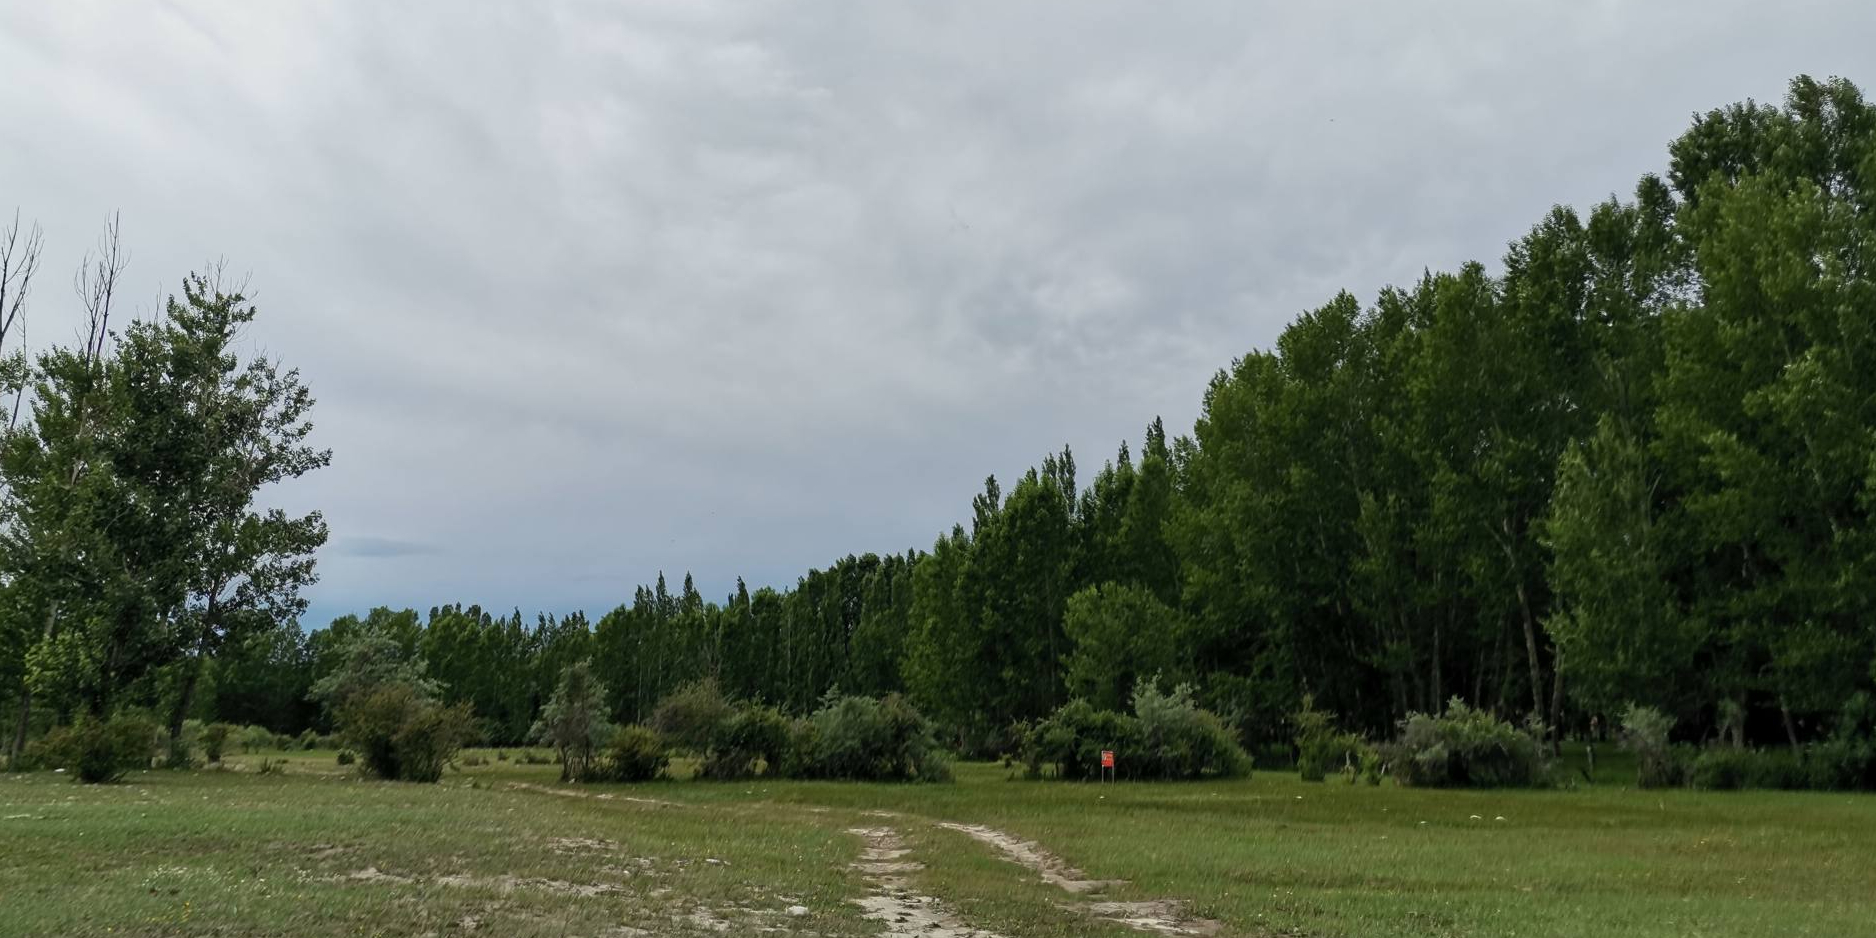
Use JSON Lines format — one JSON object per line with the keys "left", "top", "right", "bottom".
{"left": 3, "top": 2, "right": 1871, "bottom": 627}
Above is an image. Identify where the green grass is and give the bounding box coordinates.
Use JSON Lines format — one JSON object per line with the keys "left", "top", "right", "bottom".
{"left": 2, "top": 748, "right": 1871, "bottom": 937}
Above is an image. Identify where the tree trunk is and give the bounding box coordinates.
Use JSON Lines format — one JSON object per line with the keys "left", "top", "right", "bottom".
{"left": 167, "top": 595, "right": 224, "bottom": 749}
{"left": 1548, "top": 645, "right": 1566, "bottom": 751}
{"left": 8, "top": 683, "right": 31, "bottom": 769}
{"left": 1514, "top": 580, "right": 1546, "bottom": 720}
{"left": 1779, "top": 697, "right": 1800, "bottom": 756}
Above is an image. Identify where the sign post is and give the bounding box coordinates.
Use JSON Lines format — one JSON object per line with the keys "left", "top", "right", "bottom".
{"left": 1100, "top": 749, "right": 1115, "bottom": 783}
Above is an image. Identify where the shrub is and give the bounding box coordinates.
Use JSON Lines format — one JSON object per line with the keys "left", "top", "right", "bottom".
{"left": 702, "top": 705, "right": 791, "bottom": 779}
{"left": 299, "top": 729, "right": 322, "bottom": 750}
{"left": 597, "top": 725, "right": 668, "bottom": 782}
{"left": 1293, "top": 695, "right": 1369, "bottom": 783}
{"left": 1619, "top": 704, "right": 1679, "bottom": 788}
{"left": 336, "top": 749, "right": 356, "bottom": 766}
{"left": 1132, "top": 681, "right": 1251, "bottom": 780}
{"left": 518, "top": 750, "right": 552, "bottom": 765}
{"left": 1386, "top": 698, "right": 1547, "bottom": 788}
{"left": 334, "top": 682, "right": 477, "bottom": 782}
{"left": 240, "top": 725, "right": 274, "bottom": 754}
{"left": 790, "top": 693, "right": 949, "bottom": 782}
{"left": 1021, "top": 686, "right": 1248, "bottom": 781}
{"left": 650, "top": 679, "right": 733, "bottom": 754}
{"left": 273, "top": 732, "right": 295, "bottom": 751}
{"left": 32, "top": 714, "right": 159, "bottom": 783}
{"left": 1022, "top": 699, "right": 1142, "bottom": 781}
{"left": 167, "top": 720, "right": 205, "bottom": 769}
{"left": 256, "top": 757, "right": 284, "bottom": 776}
{"left": 202, "top": 723, "right": 235, "bottom": 763}
{"left": 1804, "top": 693, "right": 1876, "bottom": 791}
{"left": 1691, "top": 747, "right": 1804, "bottom": 790}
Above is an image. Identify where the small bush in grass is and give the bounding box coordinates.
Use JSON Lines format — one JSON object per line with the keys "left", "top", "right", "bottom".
{"left": 1132, "top": 680, "right": 1251, "bottom": 780}
{"left": 597, "top": 725, "right": 668, "bottom": 782}
{"left": 237, "top": 725, "right": 272, "bottom": 754}
{"left": 518, "top": 750, "right": 552, "bottom": 765}
{"left": 460, "top": 753, "right": 488, "bottom": 767}
{"left": 336, "top": 749, "right": 356, "bottom": 766}
{"left": 335, "top": 682, "right": 477, "bottom": 782}
{"left": 31, "top": 714, "right": 159, "bottom": 783}
{"left": 1022, "top": 699, "right": 1142, "bottom": 780}
{"left": 1386, "top": 698, "right": 1548, "bottom": 788}
{"left": 273, "top": 732, "right": 294, "bottom": 751}
{"left": 298, "top": 729, "right": 321, "bottom": 750}
{"left": 495, "top": 750, "right": 508, "bottom": 761}
{"left": 201, "top": 723, "right": 235, "bottom": 763}
{"left": 1619, "top": 704, "right": 1682, "bottom": 788}
{"left": 1691, "top": 747, "right": 1804, "bottom": 790}
{"left": 166, "top": 720, "right": 204, "bottom": 769}
{"left": 256, "top": 757, "right": 284, "bottom": 776}
{"left": 1293, "top": 695, "right": 1370, "bottom": 783}
{"left": 790, "top": 693, "right": 949, "bottom": 782}
{"left": 650, "top": 679, "right": 734, "bottom": 754}
{"left": 702, "top": 705, "right": 791, "bottom": 779}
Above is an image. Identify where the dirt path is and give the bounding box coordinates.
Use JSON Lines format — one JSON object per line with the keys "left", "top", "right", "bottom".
{"left": 848, "top": 826, "right": 1006, "bottom": 938}
{"left": 934, "top": 822, "right": 1220, "bottom": 937}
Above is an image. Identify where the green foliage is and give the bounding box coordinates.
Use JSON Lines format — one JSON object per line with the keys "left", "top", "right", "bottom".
{"left": 530, "top": 661, "right": 612, "bottom": 782}
{"left": 701, "top": 704, "right": 791, "bottom": 779}
{"left": 1619, "top": 704, "right": 1682, "bottom": 789}
{"left": 790, "top": 693, "right": 949, "bottom": 782}
{"left": 1060, "top": 583, "right": 1184, "bottom": 712}
{"left": 1386, "top": 699, "right": 1548, "bottom": 788}
{"left": 30, "top": 713, "right": 158, "bottom": 783}
{"left": 649, "top": 679, "right": 732, "bottom": 754}
{"left": 333, "top": 683, "right": 476, "bottom": 783}
{"left": 1131, "top": 680, "right": 1251, "bottom": 780}
{"left": 1294, "top": 696, "right": 1371, "bottom": 783}
{"left": 298, "top": 728, "right": 320, "bottom": 750}
{"left": 335, "top": 749, "right": 355, "bottom": 766}
{"left": 1022, "top": 684, "right": 1248, "bottom": 781}
{"left": 1690, "top": 748, "right": 1804, "bottom": 791}
{"left": 596, "top": 724, "right": 668, "bottom": 782}
{"left": 201, "top": 723, "right": 234, "bottom": 763}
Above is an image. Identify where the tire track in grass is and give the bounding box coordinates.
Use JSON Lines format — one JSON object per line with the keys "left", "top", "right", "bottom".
{"left": 936, "top": 822, "right": 1220, "bottom": 937}
{"left": 848, "top": 826, "right": 1007, "bottom": 938}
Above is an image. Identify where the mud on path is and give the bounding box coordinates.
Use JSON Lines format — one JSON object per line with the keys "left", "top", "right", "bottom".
{"left": 935, "top": 822, "right": 1221, "bottom": 937}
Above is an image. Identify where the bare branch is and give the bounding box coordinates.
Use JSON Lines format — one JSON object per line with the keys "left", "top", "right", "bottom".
{"left": 73, "top": 211, "right": 128, "bottom": 367}
{"left": 0, "top": 207, "right": 45, "bottom": 357}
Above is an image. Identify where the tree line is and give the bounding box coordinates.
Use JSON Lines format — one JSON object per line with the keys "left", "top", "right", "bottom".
{"left": 4, "top": 75, "right": 1873, "bottom": 766}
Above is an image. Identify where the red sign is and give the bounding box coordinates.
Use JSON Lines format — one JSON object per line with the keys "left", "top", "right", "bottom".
{"left": 1101, "top": 750, "right": 1115, "bottom": 768}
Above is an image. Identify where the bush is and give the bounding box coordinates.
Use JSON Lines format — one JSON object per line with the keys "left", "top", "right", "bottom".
{"left": 597, "top": 725, "right": 669, "bottom": 782}
{"left": 31, "top": 714, "right": 159, "bottom": 783}
{"left": 298, "top": 729, "right": 322, "bottom": 750}
{"left": 1022, "top": 699, "right": 1142, "bottom": 780}
{"left": 517, "top": 749, "right": 552, "bottom": 765}
{"left": 336, "top": 749, "right": 356, "bottom": 765}
{"left": 240, "top": 725, "right": 274, "bottom": 754}
{"left": 790, "top": 693, "right": 949, "bottom": 782}
{"left": 701, "top": 705, "right": 791, "bottom": 779}
{"left": 1293, "top": 695, "right": 1369, "bottom": 783}
{"left": 650, "top": 679, "right": 733, "bottom": 754}
{"left": 1619, "top": 704, "right": 1680, "bottom": 788}
{"left": 1021, "top": 685, "right": 1248, "bottom": 781}
{"left": 1131, "top": 681, "right": 1251, "bottom": 780}
{"left": 334, "top": 682, "right": 477, "bottom": 782}
{"left": 1386, "top": 698, "right": 1548, "bottom": 788}
{"left": 1805, "top": 693, "right": 1876, "bottom": 791}
{"left": 202, "top": 723, "right": 235, "bottom": 763}
{"left": 1691, "top": 747, "right": 1804, "bottom": 790}
{"left": 167, "top": 720, "right": 205, "bottom": 769}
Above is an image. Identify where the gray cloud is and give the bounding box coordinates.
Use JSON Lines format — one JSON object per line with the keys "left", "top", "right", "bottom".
{"left": 4, "top": 1, "right": 1872, "bottom": 626}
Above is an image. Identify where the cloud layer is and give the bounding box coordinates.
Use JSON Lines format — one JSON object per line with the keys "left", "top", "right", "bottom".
{"left": 4, "top": 1, "right": 1871, "bottom": 624}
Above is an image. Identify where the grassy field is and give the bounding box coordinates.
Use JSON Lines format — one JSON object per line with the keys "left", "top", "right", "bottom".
{"left": 2, "top": 749, "right": 1872, "bottom": 938}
